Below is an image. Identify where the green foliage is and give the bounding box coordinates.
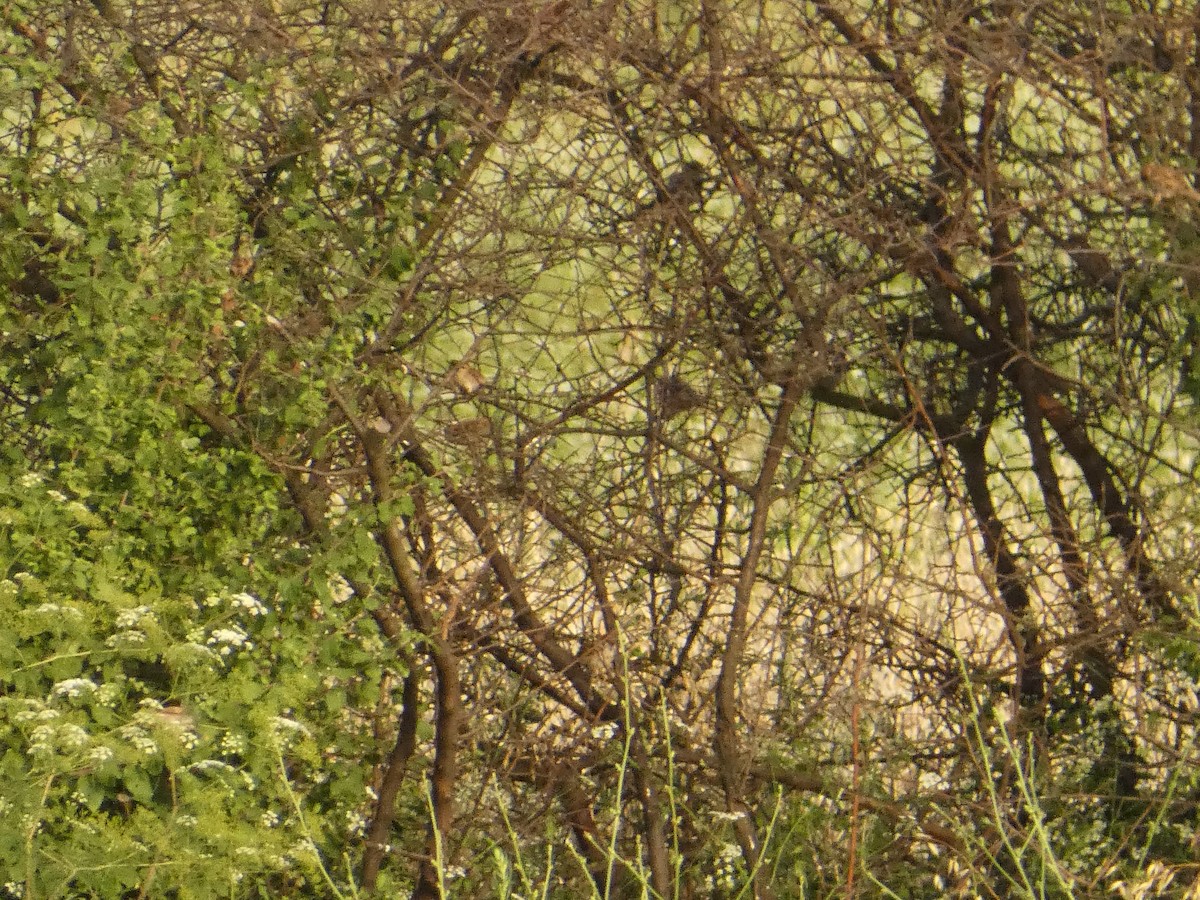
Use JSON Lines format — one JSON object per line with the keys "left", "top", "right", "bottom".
{"left": 0, "top": 435, "right": 399, "bottom": 895}
{"left": 0, "top": 59, "right": 415, "bottom": 899}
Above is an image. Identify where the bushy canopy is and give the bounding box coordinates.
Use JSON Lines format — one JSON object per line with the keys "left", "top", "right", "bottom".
{"left": 2, "top": 1, "right": 1200, "bottom": 897}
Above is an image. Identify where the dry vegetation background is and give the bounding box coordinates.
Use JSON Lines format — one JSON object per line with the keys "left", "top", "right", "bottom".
{"left": 5, "top": 0, "right": 1200, "bottom": 897}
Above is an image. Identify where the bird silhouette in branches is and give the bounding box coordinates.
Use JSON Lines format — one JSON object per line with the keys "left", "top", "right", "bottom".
{"left": 623, "top": 161, "right": 710, "bottom": 226}
{"left": 654, "top": 374, "right": 704, "bottom": 419}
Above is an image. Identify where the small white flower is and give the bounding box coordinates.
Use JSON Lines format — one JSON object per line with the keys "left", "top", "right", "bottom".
{"left": 118, "top": 724, "right": 158, "bottom": 756}
{"left": 106, "top": 630, "right": 147, "bottom": 647}
{"left": 95, "top": 683, "right": 122, "bottom": 707}
{"left": 52, "top": 678, "right": 96, "bottom": 700}
{"left": 271, "top": 717, "right": 311, "bottom": 746}
{"left": 219, "top": 733, "right": 247, "bottom": 755}
{"left": 58, "top": 723, "right": 90, "bottom": 750}
{"left": 115, "top": 606, "right": 152, "bottom": 629}
{"left": 19, "top": 472, "right": 43, "bottom": 488}
{"left": 231, "top": 592, "right": 267, "bottom": 616}
{"left": 346, "top": 810, "right": 368, "bottom": 837}
{"left": 46, "top": 489, "right": 68, "bottom": 503}
{"left": 13, "top": 711, "right": 35, "bottom": 725}
{"left": 717, "top": 842, "right": 741, "bottom": 862}
{"left": 261, "top": 811, "right": 280, "bottom": 828}
{"left": 29, "top": 725, "right": 55, "bottom": 754}
{"left": 328, "top": 576, "right": 353, "bottom": 603}
{"left": 32, "top": 602, "right": 82, "bottom": 620}
{"left": 208, "top": 626, "right": 251, "bottom": 656}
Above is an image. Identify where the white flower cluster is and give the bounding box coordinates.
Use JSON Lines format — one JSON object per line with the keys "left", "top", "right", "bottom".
{"left": 57, "top": 723, "right": 90, "bottom": 750}
{"left": 208, "top": 626, "right": 252, "bottom": 656}
{"left": 30, "top": 602, "right": 82, "bottom": 620}
{"left": 202, "top": 590, "right": 268, "bottom": 616}
{"left": 29, "top": 725, "right": 56, "bottom": 756}
{"left": 230, "top": 592, "right": 267, "bottom": 616}
{"left": 52, "top": 678, "right": 97, "bottom": 701}
{"left": 12, "top": 703, "right": 55, "bottom": 725}
{"left": 28, "top": 719, "right": 91, "bottom": 755}
{"left": 105, "top": 630, "right": 147, "bottom": 648}
{"left": 346, "top": 809, "right": 368, "bottom": 837}
{"left": 704, "top": 842, "right": 743, "bottom": 893}
{"left": 271, "top": 716, "right": 311, "bottom": 748}
{"left": 190, "top": 591, "right": 268, "bottom": 662}
{"left": 219, "top": 733, "right": 247, "bottom": 755}
{"left": 95, "top": 683, "right": 122, "bottom": 707}
{"left": 115, "top": 605, "right": 154, "bottom": 629}
{"left": 117, "top": 724, "right": 158, "bottom": 757}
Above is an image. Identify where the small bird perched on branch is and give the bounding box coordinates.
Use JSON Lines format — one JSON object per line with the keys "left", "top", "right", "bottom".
{"left": 659, "top": 161, "right": 709, "bottom": 208}
{"left": 654, "top": 374, "right": 704, "bottom": 418}
{"left": 449, "top": 362, "right": 487, "bottom": 395}
{"left": 626, "top": 161, "right": 710, "bottom": 225}
{"left": 1141, "top": 162, "right": 1200, "bottom": 202}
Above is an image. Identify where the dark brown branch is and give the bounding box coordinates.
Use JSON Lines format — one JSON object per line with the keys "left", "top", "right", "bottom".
{"left": 362, "top": 666, "right": 422, "bottom": 889}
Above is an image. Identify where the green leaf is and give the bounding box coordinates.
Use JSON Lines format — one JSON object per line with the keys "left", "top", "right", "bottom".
{"left": 123, "top": 768, "right": 153, "bottom": 804}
